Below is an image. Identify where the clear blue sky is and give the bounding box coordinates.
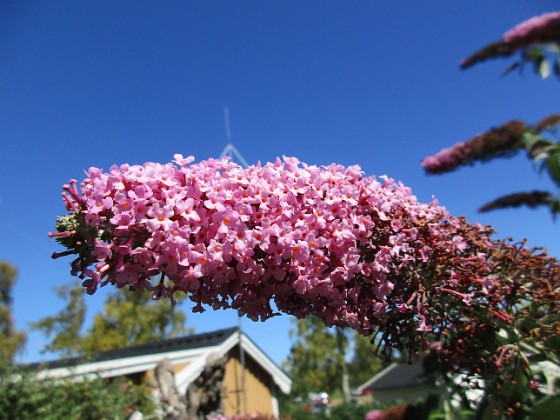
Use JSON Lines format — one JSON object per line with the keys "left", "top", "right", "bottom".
{"left": 2, "top": 1, "right": 558, "bottom": 366}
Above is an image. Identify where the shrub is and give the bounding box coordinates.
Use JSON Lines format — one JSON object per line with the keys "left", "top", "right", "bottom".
{"left": 0, "top": 366, "right": 157, "bottom": 419}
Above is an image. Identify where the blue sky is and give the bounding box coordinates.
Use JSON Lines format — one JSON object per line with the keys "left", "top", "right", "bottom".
{"left": 2, "top": 1, "right": 559, "bottom": 366}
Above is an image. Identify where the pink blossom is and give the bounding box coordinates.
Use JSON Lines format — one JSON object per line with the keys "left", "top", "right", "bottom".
{"left": 503, "top": 12, "right": 560, "bottom": 48}
{"left": 51, "top": 154, "right": 501, "bottom": 355}
{"left": 422, "top": 120, "right": 526, "bottom": 174}
{"left": 365, "top": 410, "right": 384, "bottom": 420}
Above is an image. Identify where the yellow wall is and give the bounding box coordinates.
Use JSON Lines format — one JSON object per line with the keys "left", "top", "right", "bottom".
{"left": 103, "top": 353, "right": 276, "bottom": 416}
{"left": 222, "top": 346, "right": 275, "bottom": 416}
{"left": 171, "top": 361, "right": 191, "bottom": 374}
{"left": 140, "top": 360, "right": 191, "bottom": 387}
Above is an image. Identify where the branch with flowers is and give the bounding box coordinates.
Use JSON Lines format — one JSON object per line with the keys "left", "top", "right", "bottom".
{"left": 419, "top": 11, "right": 560, "bottom": 417}
{"left": 460, "top": 12, "right": 560, "bottom": 79}
{"left": 424, "top": 12, "right": 560, "bottom": 217}
{"left": 423, "top": 114, "right": 560, "bottom": 215}
{"left": 51, "top": 155, "right": 559, "bottom": 417}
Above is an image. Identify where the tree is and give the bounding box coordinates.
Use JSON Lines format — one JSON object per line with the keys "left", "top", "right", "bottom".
{"left": 30, "top": 281, "right": 86, "bottom": 358}
{"left": 285, "top": 316, "right": 348, "bottom": 399}
{"left": 80, "top": 288, "right": 188, "bottom": 354}
{"left": 32, "top": 281, "right": 189, "bottom": 357}
{"left": 0, "top": 261, "right": 26, "bottom": 367}
{"left": 347, "top": 331, "right": 385, "bottom": 389}
{"left": 285, "top": 317, "right": 385, "bottom": 401}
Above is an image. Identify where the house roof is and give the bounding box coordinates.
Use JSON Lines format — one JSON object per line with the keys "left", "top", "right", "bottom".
{"left": 90, "top": 327, "right": 239, "bottom": 362}
{"left": 35, "top": 326, "right": 292, "bottom": 394}
{"left": 32, "top": 327, "right": 239, "bottom": 370}
{"left": 355, "top": 360, "right": 429, "bottom": 394}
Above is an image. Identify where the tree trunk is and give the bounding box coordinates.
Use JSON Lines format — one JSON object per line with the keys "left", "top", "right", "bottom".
{"left": 336, "top": 328, "right": 352, "bottom": 403}
{"left": 186, "top": 352, "right": 227, "bottom": 419}
{"left": 154, "top": 357, "right": 189, "bottom": 419}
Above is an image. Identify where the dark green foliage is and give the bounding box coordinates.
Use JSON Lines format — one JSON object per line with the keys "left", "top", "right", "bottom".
{"left": 30, "top": 281, "right": 86, "bottom": 358}
{"left": 347, "top": 331, "right": 385, "bottom": 389}
{"left": 0, "top": 366, "right": 157, "bottom": 419}
{"left": 81, "top": 288, "right": 189, "bottom": 355}
{"left": 329, "top": 402, "right": 372, "bottom": 420}
{"left": 284, "top": 317, "right": 385, "bottom": 400}
{"left": 0, "top": 261, "right": 26, "bottom": 367}
{"left": 284, "top": 316, "right": 347, "bottom": 398}
{"left": 32, "top": 282, "right": 190, "bottom": 357}
{"left": 529, "top": 394, "right": 560, "bottom": 420}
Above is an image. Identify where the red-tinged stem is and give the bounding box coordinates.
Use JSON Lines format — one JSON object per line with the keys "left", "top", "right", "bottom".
{"left": 48, "top": 230, "right": 76, "bottom": 238}
{"left": 63, "top": 182, "right": 83, "bottom": 204}
{"left": 121, "top": 176, "right": 132, "bottom": 190}
{"left": 439, "top": 288, "right": 464, "bottom": 298}
{"left": 69, "top": 179, "right": 80, "bottom": 197}
{"left": 488, "top": 308, "right": 512, "bottom": 324}
{"left": 51, "top": 250, "right": 77, "bottom": 259}
{"left": 406, "top": 291, "right": 417, "bottom": 306}
{"left": 495, "top": 345, "right": 510, "bottom": 368}
{"left": 61, "top": 192, "right": 77, "bottom": 211}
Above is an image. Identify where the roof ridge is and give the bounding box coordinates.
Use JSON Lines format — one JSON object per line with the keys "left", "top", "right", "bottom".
{"left": 26, "top": 326, "right": 239, "bottom": 370}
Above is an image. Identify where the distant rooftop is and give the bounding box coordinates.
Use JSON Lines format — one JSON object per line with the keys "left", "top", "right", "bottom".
{"left": 358, "top": 361, "right": 428, "bottom": 393}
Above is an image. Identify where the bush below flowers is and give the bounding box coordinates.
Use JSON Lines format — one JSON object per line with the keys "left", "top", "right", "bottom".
{"left": 51, "top": 155, "right": 559, "bottom": 399}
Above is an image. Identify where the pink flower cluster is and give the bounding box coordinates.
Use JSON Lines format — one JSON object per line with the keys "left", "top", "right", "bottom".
{"left": 422, "top": 120, "right": 526, "bottom": 174}
{"left": 52, "top": 155, "right": 492, "bottom": 336}
{"left": 460, "top": 12, "right": 560, "bottom": 70}
{"left": 503, "top": 12, "right": 560, "bottom": 49}
{"left": 421, "top": 143, "right": 467, "bottom": 174}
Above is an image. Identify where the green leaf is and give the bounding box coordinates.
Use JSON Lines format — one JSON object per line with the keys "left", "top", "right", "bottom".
{"left": 526, "top": 352, "right": 548, "bottom": 363}
{"left": 478, "top": 394, "right": 503, "bottom": 420}
{"left": 546, "top": 152, "right": 560, "bottom": 186}
{"left": 539, "top": 59, "right": 551, "bottom": 79}
{"left": 547, "top": 335, "right": 560, "bottom": 359}
{"left": 523, "top": 132, "right": 545, "bottom": 149}
{"left": 502, "top": 61, "right": 520, "bottom": 77}
{"left": 518, "top": 316, "right": 538, "bottom": 334}
{"left": 530, "top": 394, "right": 560, "bottom": 420}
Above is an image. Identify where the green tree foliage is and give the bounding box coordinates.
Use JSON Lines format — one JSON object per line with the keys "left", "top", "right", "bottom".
{"left": 0, "top": 366, "right": 157, "bottom": 419}
{"left": 32, "top": 283, "right": 189, "bottom": 357}
{"left": 285, "top": 316, "right": 384, "bottom": 399}
{"left": 80, "top": 288, "right": 188, "bottom": 354}
{"left": 285, "top": 316, "right": 347, "bottom": 398}
{"left": 0, "top": 261, "right": 26, "bottom": 367}
{"left": 347, "top": 331, "right": 385, "bottom": 389}
{"left": 30, "top": 281, "right": 85, "bottom": 358}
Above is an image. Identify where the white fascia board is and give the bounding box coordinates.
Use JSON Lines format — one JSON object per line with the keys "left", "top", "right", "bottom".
{"left": 38, "top": 344, "right": 221, "bottom": 381}
{"left": 216, "top": 332, "right": 292, "bottom": 394}
{"left": 175, "top": 356, "right": 209, "bottom": 394}
{"left": 171, "top": 333, "right": 241, "bottom": 394}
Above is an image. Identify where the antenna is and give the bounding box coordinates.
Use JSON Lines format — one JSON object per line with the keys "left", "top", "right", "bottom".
{"left": 219, "top": 107, "right": 249, "bottom": 168}
{"left": 221, "top": 106, "right": 248, "bottom": 413}
{"left": 224, "top": 107, "right": 232, "bottom": 143}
